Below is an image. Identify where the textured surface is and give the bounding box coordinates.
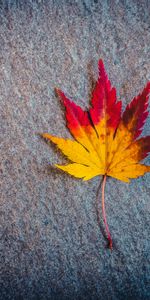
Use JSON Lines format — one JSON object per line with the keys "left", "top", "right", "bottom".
{"left": 0, "top": 1, "right": 150, "bottom": 299}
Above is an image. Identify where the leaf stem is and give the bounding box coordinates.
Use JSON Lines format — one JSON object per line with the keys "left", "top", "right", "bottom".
{"left": 102, "top": 175, "right": 113, "bottom": 249}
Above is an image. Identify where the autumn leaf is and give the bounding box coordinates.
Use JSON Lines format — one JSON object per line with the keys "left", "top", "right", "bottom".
{"left": 41, "top": 60, "right": 150, "bottom": 249}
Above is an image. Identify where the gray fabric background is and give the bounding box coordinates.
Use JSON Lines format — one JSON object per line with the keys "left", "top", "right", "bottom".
{"left": 0, "top": 1, "right": 150, "bottom": 299}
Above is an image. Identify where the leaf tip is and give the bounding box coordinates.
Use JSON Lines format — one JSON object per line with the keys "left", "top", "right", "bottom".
{"left": 39, "top": 132, "right": 46, "bottom": 139}
{"left": 55, "top": 87, "right": 60, "bottom": 95}
{"left": 40, "top": 133, "right": 54, "bottom": 142}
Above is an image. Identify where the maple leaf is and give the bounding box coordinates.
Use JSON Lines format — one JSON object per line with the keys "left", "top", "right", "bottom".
{"left": 41, "top": 60, "right": 150, "bottom": 249}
